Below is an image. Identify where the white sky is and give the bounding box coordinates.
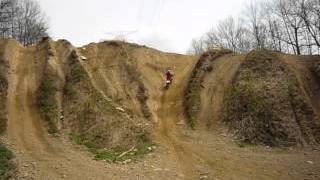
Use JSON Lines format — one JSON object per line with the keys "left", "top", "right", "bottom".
{"left": 38, "top": 0, "right": 248, "bottom": 54}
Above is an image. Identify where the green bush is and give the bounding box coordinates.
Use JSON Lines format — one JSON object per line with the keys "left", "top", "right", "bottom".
{"left": 63, "top": 83, "right": 77, "bottom": 99}
{"left": 186, "top": 87, "right": 200, "bottom": 129}
{"left": 0, "top": 144, "right": 15, "bottom": 178}
{"left": 0, "top": 77, "right": 8, "bottom": 135}
{"left": 70, "top": 132, "right": 155, "bottom": 163}
{"left": 37, "top": 71, "right": 58, "bottom": 134}
{"left": 69, "top": 62, "right": 87, "bottom": 83}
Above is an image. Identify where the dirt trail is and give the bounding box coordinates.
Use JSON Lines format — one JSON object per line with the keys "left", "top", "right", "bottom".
{"left": 154, "top": 59, "right": 198, "bottom": 179}
{"left": 199, "top": 54, "right": 245, "bottom": 128}
{"left": 281, "top": 55, "right": 320, "bottom": 119}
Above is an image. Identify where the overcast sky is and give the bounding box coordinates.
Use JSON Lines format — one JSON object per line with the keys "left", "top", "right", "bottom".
{"left": 38, "top": 0, "right": 248, "bottom": 54}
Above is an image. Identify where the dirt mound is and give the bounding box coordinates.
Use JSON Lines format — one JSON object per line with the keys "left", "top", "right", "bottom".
{"left": 33, "top": 40, "right": 152, "bottom": 150}
{"left": 79, "top": 41, "right": 152, "bottom": 121}
{"left": 184, "top": 49, "right": 232, "bottom": 128}
{"left": 222, "top": 50, "right": 320, "bottom": 146}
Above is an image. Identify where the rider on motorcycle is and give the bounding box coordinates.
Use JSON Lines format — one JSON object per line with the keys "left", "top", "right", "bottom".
{"left": 165, "top": 69, "right": 174, "bottom": 86}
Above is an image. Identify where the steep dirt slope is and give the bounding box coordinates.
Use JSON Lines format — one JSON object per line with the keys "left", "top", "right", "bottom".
{"left": 0, "top": 38, "right": 319, "bottom": 180}
{"left": 198, "top": 52, "right": 245, "bottom": 128}
{"left": 3, "top": 39, "right": 116, "bottom": 179}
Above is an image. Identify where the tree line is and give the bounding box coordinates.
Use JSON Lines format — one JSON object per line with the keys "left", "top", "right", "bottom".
{"left": 0, "top": 0, "right": 48, "bottom": 46}
{"left": 189, "top": 0, "right": 320, "bottom": 55}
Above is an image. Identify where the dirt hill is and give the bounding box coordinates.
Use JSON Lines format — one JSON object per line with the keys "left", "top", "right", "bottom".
{"left": 222, "top": 50, "right": 320, "bottom": 146}
{"left": 0, "top": 39, "right": 319, "bottom": 180}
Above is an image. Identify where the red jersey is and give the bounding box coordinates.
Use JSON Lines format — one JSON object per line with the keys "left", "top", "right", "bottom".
{"left": 166, "top": 71, "right": 173, "bottom": 81}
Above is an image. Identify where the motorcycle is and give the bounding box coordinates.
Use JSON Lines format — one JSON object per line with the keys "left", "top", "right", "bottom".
{"left": 165, "top": 79, "right": 172, "bottom": 89}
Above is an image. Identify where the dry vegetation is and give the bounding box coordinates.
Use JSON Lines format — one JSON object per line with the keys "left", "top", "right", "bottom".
{"left": 0, "top": 70, "right": 7, "bottom": 134}
{"left": 0, "top": 49, "right": 8, "bottom": 134}
{"left": 0, "top": 144, "right": 15, "bottom": 179}
{"left": 37, "top": 66, "right": 59, "bottom": 134}
{"left": 222, "top": 50, "right": 320, "bottom": 146}
{"left": 0, "top": 51, "right": 15, "bottom": 179}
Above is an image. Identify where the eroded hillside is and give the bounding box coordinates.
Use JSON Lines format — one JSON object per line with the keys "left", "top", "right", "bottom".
{"left": 0, "top": 38, "right": 319, "bottom": 180}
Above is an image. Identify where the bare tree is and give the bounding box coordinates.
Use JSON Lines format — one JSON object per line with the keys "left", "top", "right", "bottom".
{"left": 0, "top": 0, "right": 14, "bottom": 37}
{"left": 299, "top": 0, "right": 320, "bottom": 48}
{"left": 273, "top": 0, "right": 308, "bottom": 54}
{"left": 206, "top": 17, "right": 252, "bottom": 53}
{"left": 187, "top": 37, "right": 206, "bottom": 55}
{"left": 243, "top": 0, "right": 268, "bottom": 49}
{"left": 188, "top": 0, "right": 320, "bottom": 55}
{"left": 0, "top": 0, "right": 48, "bottom": 46}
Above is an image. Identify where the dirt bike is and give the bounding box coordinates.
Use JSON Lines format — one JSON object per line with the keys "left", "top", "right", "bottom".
{"left": 165, "top": 79, "right": 172, "bottom": 90}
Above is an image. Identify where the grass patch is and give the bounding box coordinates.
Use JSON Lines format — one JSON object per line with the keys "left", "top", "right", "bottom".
{"left": 69, "top": 63, "right": 87, "bottom": 83}
{"left": 312, "top": 61, "right": 320, "bottom": 81}
{"left": 63, "top": 83, "right": 77, "bottom": 99}
{"left": 69, "top": 133, "right": 84, "bottom": 145}
{"left": 0, "top": 76, "right": 8, "bottom": 135}
{"left": 0, "top": 144, "right": 15, "bottom": 179}
{"left": 93, "top": 141, "right": 154, "bottom": 163}
{"left": 236, "top": 141, "right": 256, "bottom": 148}
{"left": 188, "top": 116, "right": 197, "bottom": 130}
{"left": 185, "top": 87, "right": 200, "bottom": 129}
{"left": 37, "top": 70, "right": 58, "bottom": 134}
{"left": 69, "top": 132, "right": 155, "bottom": 163}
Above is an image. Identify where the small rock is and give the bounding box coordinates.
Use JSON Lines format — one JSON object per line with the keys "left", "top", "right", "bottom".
{"left": 122, "top": 159, "right": 132, "bottom": 164}
{"left": 200, "top": 172, "right": 209, "bottom": 179}
{"left": 147, "top": 147, "right": 152, "bottom": 151}
{"left": 116, "top": 107, "right": 125, "bottom": 113}
{"left": 154, "top": 168, "right": 162, "bottom": 171}
{"left": 200, "top": 175, "right": 208, "bottom": 179}
{"left": 176, "top": 121, "right": 185, "bottom": 125}
{"left": 307, "top": 161, "right": 314, "bottom": 164}
{"left": 80, "top": 56, "right": 87, "bottom": 60}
